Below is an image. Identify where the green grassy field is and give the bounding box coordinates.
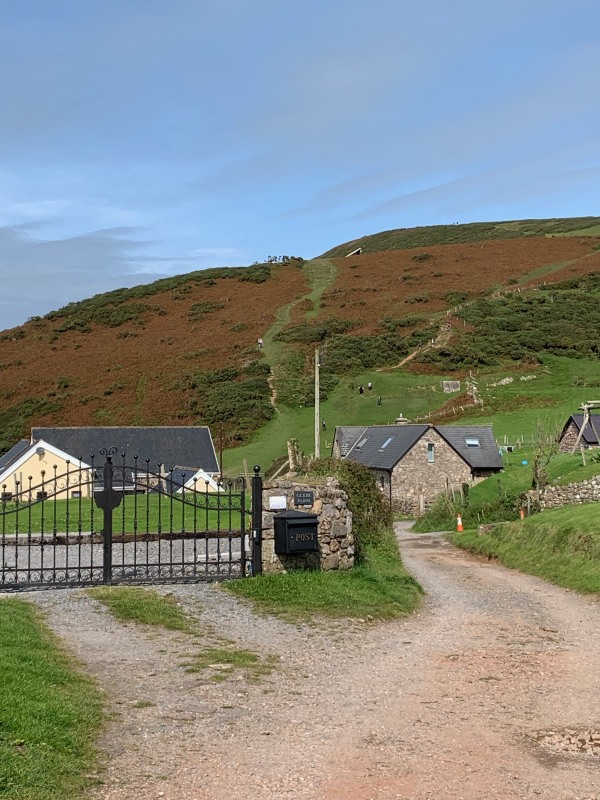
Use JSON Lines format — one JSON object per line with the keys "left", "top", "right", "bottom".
{"left": 465, "top": 450, "right": 599, "bottom": 507}
{"left": 451, "top": 503, "right": 600, "bottom": 594}
{"left": 223, "top": 352, "right": 600, "bottom": 478}
{"left": 0, "top": 599, "right": 103, "bottom": 799}
{"left": 0, "top": 492, "right": 244, "bottom": 535}
{"left": 449, "top": 355, "right": 600, "bottom": 443}
{"left": 222, "top": 368, "right": 456, "bottom": 475}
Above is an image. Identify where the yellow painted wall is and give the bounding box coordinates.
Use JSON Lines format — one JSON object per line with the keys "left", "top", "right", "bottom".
{"left": 2, "top": 450, "right": 93, "bottom": 501}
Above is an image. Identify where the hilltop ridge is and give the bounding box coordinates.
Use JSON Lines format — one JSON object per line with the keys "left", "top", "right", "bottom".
{"left": 321, "top": 216, "right": 600, "bottom": 257}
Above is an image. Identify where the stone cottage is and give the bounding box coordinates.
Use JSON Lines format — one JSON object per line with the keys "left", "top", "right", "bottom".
{"left": 333, "top": 422, "right": 502, "bottom": 515}
{"left": 558, "top": 413, "right": 600, "bottom": 453}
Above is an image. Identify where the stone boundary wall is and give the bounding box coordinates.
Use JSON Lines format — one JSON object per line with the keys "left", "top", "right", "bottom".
{"left": 261, "top": 478, "right": 354, "bottom": 574}
{"left": 535, "top": 477, "right": 600, "bottom": 510}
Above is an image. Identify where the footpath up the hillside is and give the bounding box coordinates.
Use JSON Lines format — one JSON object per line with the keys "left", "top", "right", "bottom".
{"left": 261, "top": 258, "right": 337, "bottom": 410}
{"left": 29, "top": 526, "right": 600, "bottom": 800}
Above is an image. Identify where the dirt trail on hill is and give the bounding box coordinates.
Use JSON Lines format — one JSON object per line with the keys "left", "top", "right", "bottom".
{"left": 380, "top": 316, "right": 454, "bottom": 372}
{"left": 262, "top": 258, "right": 338, "bottom": 410}
{"left": 29, "top": 524, "right": 600, "bottom": 800}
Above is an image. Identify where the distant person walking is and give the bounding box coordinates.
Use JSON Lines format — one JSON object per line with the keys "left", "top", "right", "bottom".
{"left": 367, "top": 381, "right": 373, "bottom": 392}
{"left": 359, "top": 385, "right": 364, "bottom": 395}
{"left": 377, "top": 395, "right": 382, "bottom": 405}
{"left": 322, "top": 420, "right": 327, "bottom": 431}
{"left": 257, "top": 337, "right": 264, "bottom": 349}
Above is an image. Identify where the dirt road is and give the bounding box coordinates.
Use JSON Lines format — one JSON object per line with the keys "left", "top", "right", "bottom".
{"left": 32, "top": 523, "right": 600, "bottom": 800}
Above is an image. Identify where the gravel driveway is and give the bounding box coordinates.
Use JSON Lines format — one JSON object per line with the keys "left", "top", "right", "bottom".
{"left": 25, "top": 522, "right": 600, "bottom": 800}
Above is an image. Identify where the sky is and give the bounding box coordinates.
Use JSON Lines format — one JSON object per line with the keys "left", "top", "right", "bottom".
{"left": 1, "top": 0, "right": 600, "bottom": 329}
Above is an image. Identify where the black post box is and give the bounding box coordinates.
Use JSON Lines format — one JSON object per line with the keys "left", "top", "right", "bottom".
{"left": 274, "top": 509, "right": 319, "bottom": 555}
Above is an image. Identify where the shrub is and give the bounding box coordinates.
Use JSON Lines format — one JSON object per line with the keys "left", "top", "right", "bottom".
{"left": 181, "top": 362, "right": 273, "bottom": 441}
{"left": 444, "top": 290, "right": 469, "bottom": 305}
{"left": 307, "top": 459, "right": 393, "bottom": 560}
{"left": 405, "top": 292, "right": 430, "bottom": 304}
{"left": 413, "top": 487, "right": 523, "bottom": 532}
{"left": 188, "top": 301, "right": 225, "bottom": 321}
{"left": 275, "top": 318, "right": 356, "bottom": 344}
{"left": 237, "top": 266, "right": 271, "bottom": 283}
{"left": 323, "top": 333, "right": 409, "bottom": 373}
{"left": 381, "top": 315, "right": 427, "bottom": 332}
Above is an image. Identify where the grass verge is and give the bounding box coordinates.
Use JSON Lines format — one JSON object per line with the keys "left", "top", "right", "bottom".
{"left": 0, "top": 599, "right": 103, "bottom": 800}
{"left": 226, "top": 530, "right": 423, "bottom": 621}
{"left": 87, "top": 587, "right": 274, "bottom": 683}
{"left": 86, "top": 587, "right": 195, "bottom": 632}
{"left": 183, "top": 647, "right": 278, "bottom": 682}
{"left": 451, "top": 503, "right": 600, "bottom": 594}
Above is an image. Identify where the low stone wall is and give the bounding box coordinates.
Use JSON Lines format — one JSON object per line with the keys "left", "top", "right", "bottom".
{"left": 536, "top": 477, "right": 600, "bottom": 510}
{"left": 261, "top": 478, "right": 354, "bottom": 574}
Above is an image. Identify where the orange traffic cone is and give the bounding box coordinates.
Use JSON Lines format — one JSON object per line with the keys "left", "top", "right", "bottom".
{"left": 519, "top": 508, "right": 525, "bottom": 520}
{"left": 456, "top": 514, "right": 464, "bottom": 532}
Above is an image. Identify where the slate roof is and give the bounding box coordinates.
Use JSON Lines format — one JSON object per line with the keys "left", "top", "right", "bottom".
{"left": 333, "top": 426, "right": 368, "bottom": 457}
{"left": 339, "top": 423, "right": 502, "bottom": 472}
{"left": 165, "top": 467, "right": 194, "bottom": 492}
{"left": 31, "top": 427, "right": 219, "bottom": 473}
{"left": 435, "top": 425, "right": 503, "bottom": 469}
{"left": 0, "top": 439, "right": 30, "bottom": 473}
{"left": 566, "top": 414, "right": 600, "bottom": 445}
{"left": 344, "top": 425, "right": 429, "bottom": 470}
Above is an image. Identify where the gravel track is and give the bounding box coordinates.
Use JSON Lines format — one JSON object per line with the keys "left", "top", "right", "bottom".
{"left": 19, "top": 522, "right": 600, "bottom": 800}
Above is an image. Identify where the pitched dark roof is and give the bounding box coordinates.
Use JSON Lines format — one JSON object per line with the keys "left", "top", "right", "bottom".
{"left": 567, "top": 414, "right": 600, "bottom": 445}
{"left": 0, "top": 439, "right": 30, "bottom": 473}
{"left": 435, "top": 425, "right": 503, "bottom": 469}
{"left": 333, "top": 426, "right": 368, "bottom": 457}
{"left": 31, "top": 427, "right": 219, "bottom": 473}
{"left": 345, "top": 425, "right": 429, "bottom": 470}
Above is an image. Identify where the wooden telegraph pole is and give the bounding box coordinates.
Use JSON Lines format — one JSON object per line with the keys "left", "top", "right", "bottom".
{"left": 314, "top": 348, "right": 320, "bottom": 459}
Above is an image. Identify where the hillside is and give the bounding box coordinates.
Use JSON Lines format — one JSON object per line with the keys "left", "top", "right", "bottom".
{"left": 321, "top": 216, "right": 600, "bottom": 257}
{"left": 2, "top": 217, "right": 600, "bottom": 465}
{"left": 0, "top": 262, "right": 308, "bottom": 452}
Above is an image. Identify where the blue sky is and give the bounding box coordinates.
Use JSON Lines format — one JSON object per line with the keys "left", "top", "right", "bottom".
{"left": 1, "top": 0, "right": 599, "bottom": 329}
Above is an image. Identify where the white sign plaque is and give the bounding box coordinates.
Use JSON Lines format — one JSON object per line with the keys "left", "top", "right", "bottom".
{"left": 269, "top": 495, "right": 287, "bottom": 510}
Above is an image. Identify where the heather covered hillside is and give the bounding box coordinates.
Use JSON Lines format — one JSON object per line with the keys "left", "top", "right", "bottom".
{"left": 322, "top": 216, "right": 600, "bottom": 257}
{"left": 2, "top": 218, "right": 600, "bottom": 459}
{"left": 0, "top": 262, "right": 307, "bottom": 451}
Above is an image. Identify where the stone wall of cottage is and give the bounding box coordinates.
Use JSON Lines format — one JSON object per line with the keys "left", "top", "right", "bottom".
{"left": 532, "top": 476, "right": 600, "bottom": 509}
{"left": 391, "top": 429, "right": 474, "bottom": 515}
{"left": 559, "top": 421, "right": 580, "bottom": 453}
{"left": 260, "top": 478, "right": 354, "bottom": 573}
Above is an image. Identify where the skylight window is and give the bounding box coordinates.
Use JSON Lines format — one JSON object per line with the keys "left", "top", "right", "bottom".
{"left": 356, "top": 438, "right": 368, "bottom": 449}
{"left": 379, "top": 437, "right": 394, "bottom": 450}
{"left": 465, "top": 437, "right": 480, "bottom": 447}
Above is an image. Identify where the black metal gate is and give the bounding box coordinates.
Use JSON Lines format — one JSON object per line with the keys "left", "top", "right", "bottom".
{"left": 0, "top": 449, "right": 260, "bottom": 592}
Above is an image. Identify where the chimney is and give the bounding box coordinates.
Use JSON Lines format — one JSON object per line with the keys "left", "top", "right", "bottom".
{"left": 395, "top": 413, "right": 410, "bottom": 425}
